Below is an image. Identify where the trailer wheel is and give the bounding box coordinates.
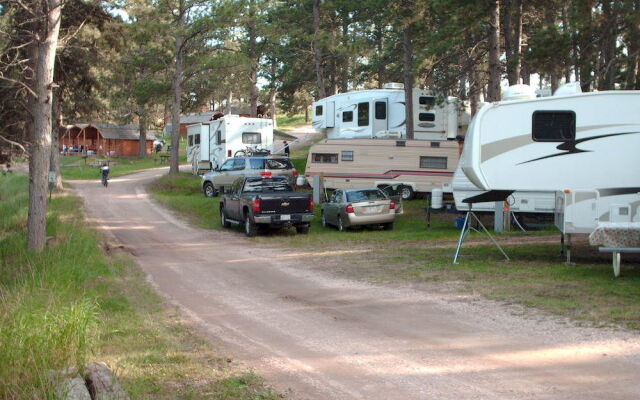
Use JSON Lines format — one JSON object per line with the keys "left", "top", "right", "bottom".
{"left": 203, "top": 182, "right": 217, "bottom": 198}
{"left": 400, "top": 185, "right": 415, "bottom": 201}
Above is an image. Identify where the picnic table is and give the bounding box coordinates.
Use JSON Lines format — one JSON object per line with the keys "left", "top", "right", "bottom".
{"left": 158, "top": 154, "right": 170, "bottom": 163}
{"left": 589, "top": 222, "right": 640, "bottom": 277}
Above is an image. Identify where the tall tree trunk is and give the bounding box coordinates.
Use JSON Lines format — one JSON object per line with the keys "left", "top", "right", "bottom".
{"left": 312, "top": 0, "right": 326, "bottom": 99}
{"left": 487, "top": 0, "right": 501, "bottom": 101}
{"left": 469, "top": 68, "right": 482, "bottom": 117}
{"left": 599, "top": 0, "right": 617, "bottom": 90}
{"left": 226, "top": 90, "right": 233, "bottom": 114}
{"left": 375, "top": 23, "right": 384, "bottom": 88}
{"left": 50, "top": 87, "right": 63, "bottom": 190}
{"left": 561, "top": 5, "right": 573, "bottom": 82}
{"left": 248, "top": 3, "right": 259, "bottom": 118}
{"left": 402, "top": 23, "right": 414, "bottom": 140}
{"left": 577, "top": 1, "right": 595, "bottom": 92}
{"left": 138, "top": 112, "right": 148, "bottom": 158}
{"left": 504, "top": 0, "right": 522, "bottom": 85}
{"left": 269, "top": 88, "right": 277, "bottom": 128}
{"left": 340, "top": 20, "right": 349, "bottom": 93}
{"left": 626, "top": 0, "right": 640, "bottom": 89}
{"left": 170, "top": 32, "right": 184, "bottom": 175}
{"left": 28, "top": 0, "right": 62, "bottom": 252}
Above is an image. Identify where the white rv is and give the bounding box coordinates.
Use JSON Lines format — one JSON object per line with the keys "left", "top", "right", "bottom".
{"left": 451, "top": 166, "right": 555, "bottom": 213}
{"left": 312, "top": 83, "right": 466, "bottom": 141}
{"left": 305, "top": 138, "right": 461, "bottom": 200}
{"left": 186, "top": 115, "right": 274, "bottom": 175}
{"left": 459, "top": 83, "right": 640, "bottom": 235}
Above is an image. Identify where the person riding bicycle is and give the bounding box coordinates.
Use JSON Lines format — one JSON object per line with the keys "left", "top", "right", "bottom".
{"left": 101, "top": 163, "right": 110, "bottom": 185}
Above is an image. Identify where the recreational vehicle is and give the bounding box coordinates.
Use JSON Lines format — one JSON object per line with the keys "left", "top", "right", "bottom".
{"left": 186, "top": 115, "right": 273, "bottom": 175}
{"left": 459, "top": 83, "right": 640, "bottom": 235}
{"left": 305, "top": 138, "right": 460, "bottom": 200}
{"left": 312, "top": 83, "right": 466, "bottom": 141}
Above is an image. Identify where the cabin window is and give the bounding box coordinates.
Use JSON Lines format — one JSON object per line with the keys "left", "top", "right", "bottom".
{"left": 312, "top": 153, "right": 338, "bottom": 163}
{"left": 419, "top": 96, "right": 436, "bottom": 108}
{"left": 194, "top": 134, "right": 200, "bottom": 145}
{"left": 242, "top": 132, "right": 261, "bottom": 144}
{"left": 341, "top": 151, "right": 354, "bottom": 161}
{"left": 430, "top": 142, "right": 440, "bottom": 148}
{"left": 532, "top": 111, "right": 576, "bottom": 141}
{"left": 357, "top": 102, "right": 369, "bottom": 126}
{"left": 375, "top": 102, "right": 387, "bottom": 119}
{"left": 420, "top": 156, "right": 447, "bottom": 169}
{"left": 316, "top": 105, "right": 323, "bottom": 116}
{"left": 343, "top": 111, "right": 353, "bottom": 122}
{"left": 188, "top": 135, "right": 193, "bottom": 146}
{"left": 419, "top": 113, "right": 435, "bottom": 122}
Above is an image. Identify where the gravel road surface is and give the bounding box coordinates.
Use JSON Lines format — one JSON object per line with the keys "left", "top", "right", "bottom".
{"left": 72, "top": 168, "right": 640, "bottom": 400}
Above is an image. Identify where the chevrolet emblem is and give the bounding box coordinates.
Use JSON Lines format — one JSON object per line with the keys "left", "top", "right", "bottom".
{"left": 281, "top": 202, "right": 290, "bottom": 206}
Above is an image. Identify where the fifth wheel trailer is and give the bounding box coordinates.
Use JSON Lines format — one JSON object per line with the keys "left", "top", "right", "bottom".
{"left": 459, "top": 83, "right": 640, "bottom": 235}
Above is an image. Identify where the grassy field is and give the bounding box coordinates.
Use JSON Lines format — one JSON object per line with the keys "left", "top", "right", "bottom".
{"left": 148, "top": 173, "right": 640, "bottom": 330}
{"left": 0, "top": 174, "right": 281, "bottom": 399}
{"left": 276, "top": 114, "right": 308, "bottom": 130}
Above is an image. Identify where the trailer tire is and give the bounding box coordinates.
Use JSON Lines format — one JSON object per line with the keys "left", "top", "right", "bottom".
{"left": 400, "top": 185, "right": 415, "bottom": 201}
{"left": 203, "top": 182, "right": 217, "bottom": 198}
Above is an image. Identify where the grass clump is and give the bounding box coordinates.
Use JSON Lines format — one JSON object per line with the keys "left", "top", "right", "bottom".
{"left": 276, "top": 114, "right": 307, "bottom": 130}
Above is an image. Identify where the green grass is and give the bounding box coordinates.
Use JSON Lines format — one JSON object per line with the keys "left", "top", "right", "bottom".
{"left": 276, "top": 113, "right": 308, "bottom": 130}
{"left": 290, "top": 157, "right": 307, "bottom": 175}
{"left": 0, "top": 174, "right": 281, "bottom": 399}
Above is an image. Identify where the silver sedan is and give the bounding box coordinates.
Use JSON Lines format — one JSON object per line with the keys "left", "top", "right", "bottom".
{"left": 321, "top": 188, "right": 396, "bottom": 231}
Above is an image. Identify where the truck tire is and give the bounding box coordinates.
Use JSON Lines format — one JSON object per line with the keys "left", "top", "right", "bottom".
{"left": 220, "top": 207, "right": 231, "bottom": 228}
{"left": 400, "top": 185, "right": 415, "bottom": 201}
{"left": 244, "top": 213, "right": 257, "bottom": 237}
{"left": 296, "top": 224, "right": 310, "bottom": 234}
{"left": 203, "top": 182, "right": 217, "bottom": 198}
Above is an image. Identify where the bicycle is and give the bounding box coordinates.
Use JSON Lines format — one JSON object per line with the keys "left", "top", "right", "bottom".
{"left": 101, "top": 174, "right": 108, "bottom": 187}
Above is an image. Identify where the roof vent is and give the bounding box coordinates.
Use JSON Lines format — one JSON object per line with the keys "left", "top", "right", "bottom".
{"left": 383, "top": 82, "right": 405, "bottom": 89}
{"left": 502, "top": 84, "right": 536, "bottom": 101}
{"left": 554, "top": 82, "right": 583, "bottom": 97}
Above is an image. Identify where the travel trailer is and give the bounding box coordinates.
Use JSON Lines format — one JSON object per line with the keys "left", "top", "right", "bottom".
{"left": 186, "top": 115, "right": 273, "bottom": 175}
{"left": 459, "top": 83, "right": 640, "bottom": 235}
{"left": 312, "top": 83, "right": 467, "bottom": 141}
{"left": 451, "top": 166, "right": 555, "bottom": 213}
{"left": 305, "top": 138, "right": 461, "bottom": 200}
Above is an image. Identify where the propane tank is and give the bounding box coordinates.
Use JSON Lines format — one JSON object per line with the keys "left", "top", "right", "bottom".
{"left": 431, "top": 188, "right": 443, "bottom": 209}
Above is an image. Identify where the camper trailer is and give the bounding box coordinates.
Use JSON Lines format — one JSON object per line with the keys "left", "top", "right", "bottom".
{"left": 451, "top": 166, "right": 556, "bottom": 213}
{"left": 186, "top": 115, "right": 273, "bottom": 175}
{"left": 459, "top": 83, "right": 640, "bottom": 235}
{"left": 312, "top": 83, "right": 466, "bottom": 141}
{"left": 305, "top": 138, "right": 460, "bottom": 200}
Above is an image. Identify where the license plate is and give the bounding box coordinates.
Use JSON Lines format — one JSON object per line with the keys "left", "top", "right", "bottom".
{"left": 363, "top": 207, "right": 381, "bottom": 214}
{"left": 280, "top": 215, "right": 290, "bottom": 221}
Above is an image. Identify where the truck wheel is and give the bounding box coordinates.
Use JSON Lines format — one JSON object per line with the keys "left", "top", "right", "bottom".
{"left": 337, "top": 216, "right": 346, "bottom": 232}
{"left": 244, "top": 214, "right": 257, "bottom": 237}
{"left": 203, "top": 182, "right": 217, "bottom": 198}
{"left": 383, "top": 222, "right": 394, "bottom": 231}
{"left": 400, "top": 185, "right": 415, "bottom": 201}
{"left": 296, "top": 224, "right": 310, "bottom": 234}
{"left": 220, "top": 207, "right": 231, "bottom": 228}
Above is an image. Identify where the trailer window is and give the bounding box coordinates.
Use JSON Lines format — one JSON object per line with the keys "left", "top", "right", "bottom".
{"left": 215, "top": 130, "right": 221, "bottom": 145}
{"left": 341, "top": 151, "right": 354, "bottom": 161}
{"left": 357, "top": 102, "right": 369, "bottom": 126}
{"left": 315, "top": 105, "right": 323, "bottom": 116}
{"left": 419, "top": 113, "right": 435, "bottom": 122}
{"left": 194, "top": 134, "right": 200, "bottom": 145}
{"left": 420, "top": 156, "right": 447, "bottom": 169}
{"left": 343, "top": 111, "right": 353, "bottom": 122}
{"left": 375, "top": 102, "right": 386, "bottom": 119}
{"left": 312, "top": 153, "right": 338, "bottom": 163}
{"left": 188, "top": 135, "right": 193, "bottom": 146}
{"left": 419, "top": 96, "right": 436, "bottom": 108}
{"left": 242, "top": 132, "right": 262, "bottom": 144}
{"left": 532, "top": 111, "right": 576, "bottom": 141}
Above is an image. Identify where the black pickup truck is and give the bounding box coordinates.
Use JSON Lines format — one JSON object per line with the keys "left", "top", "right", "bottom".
{"left": 219, "top": 175, "right": 315, "bottom": 237}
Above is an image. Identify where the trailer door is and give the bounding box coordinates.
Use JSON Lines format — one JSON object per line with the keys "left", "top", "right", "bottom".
{"left": 326, "top": 101, "right": 335, "bottom": 128}
{"left": 373, "top": 99, "right": 388, "bottom": 136}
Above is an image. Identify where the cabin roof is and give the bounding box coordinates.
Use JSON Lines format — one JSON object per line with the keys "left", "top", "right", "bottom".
{"left": 66, "top": 123, "right": 157, "bottom": 141}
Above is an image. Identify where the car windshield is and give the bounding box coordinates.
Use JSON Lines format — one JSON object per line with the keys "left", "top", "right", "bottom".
{"left": 243, "top": 178, "right": 292, "bottom": 193}
{"left": 346, "top": 190, "right": 387, "bottom": 202}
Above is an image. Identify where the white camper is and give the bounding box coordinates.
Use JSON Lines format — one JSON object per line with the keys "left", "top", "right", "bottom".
{"left": 451, "top": 166, "right": 556, "bottom": 213}
{"left": 186, "top": 115, "right": 274, "bottom": 175}
{"left": 305, "top": 138, "right": 461, "bottom": 200}
{"left": 312, "top": 83, "right": 466, "bottom": 141}
{"left": 459, "top": 83, "right": 640, "bottom": 235}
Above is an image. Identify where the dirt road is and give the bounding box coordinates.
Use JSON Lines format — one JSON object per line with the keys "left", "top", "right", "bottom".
{"left": 73, "top": 169, "right": 640, "bottom": 400}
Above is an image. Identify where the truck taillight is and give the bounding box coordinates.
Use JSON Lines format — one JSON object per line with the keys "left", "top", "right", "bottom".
{"left": 346, "top": 203, "right": 354, "bottom": 213}
{"left": 253, "top": 198, "right": 262, "bottom": 213}
{"left": 309, "top": 197, "right": 314, "bottom": 211}
{"left": 389, "top": 200, "right": 396, "bottom": 210}
{"left": 293, "top": 170, "right": 299, "bottom": 177}
{"left": 260, "top": 171, "right": 272, "bottom": 178}
{"left": 228, "top": 150, "right": 232, "bottom": 157}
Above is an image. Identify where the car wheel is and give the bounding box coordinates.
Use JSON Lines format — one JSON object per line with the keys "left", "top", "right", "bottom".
{"left": 400, "top": 185, "right": 415, "bottom": 201}
{"left": 383, "top": 222, "right": 394, "bottom": 231}
{"left": 220, "top": 207, "right": 231, "bottom": 228}
{"left": 321, "top": 212, "right": 328, "bottom": 228}
{"left": 244, "top": 214, "right": 257, "bottom": 237}
{"left": 204, "top": 182, "right": 216, "bottom": 198}
{"left": 337, "top": 216, "right": 346, "bottom": 232}
{"left": 296, "top": 224, "right": 310, "bottom": 234}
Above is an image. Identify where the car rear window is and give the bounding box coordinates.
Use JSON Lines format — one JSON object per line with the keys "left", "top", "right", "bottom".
{"left": 243, "top": 178, "right": 292, "bottom": 193}
{"left": 248, "top": 158, "right": 293, "bottom": 170}
{"left": 347, "top": 190, "right": 387, "bottom": 202}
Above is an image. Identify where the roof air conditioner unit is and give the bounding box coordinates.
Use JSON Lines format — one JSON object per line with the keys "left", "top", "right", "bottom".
{"left": 554, "top": 82, "right": 583, "bottom": 97}
{"left": 502, "top": 84, "right": 536, "bottom": 101}
{"left": 383, "top": 82, "right": 405, "bottom": 89}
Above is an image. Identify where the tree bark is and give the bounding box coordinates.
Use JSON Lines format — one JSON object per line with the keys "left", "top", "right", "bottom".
{"left": 375, "top": 22, "right": 384, "bottom": 88}
{"left": 170, "top": 32, "right": 184, "bottom": 175}
{"left": 227, "top": 90, "right": 233, "bottom": 114}
{"left": 28, "top": 0, "right": 62, "bottom": 252}
{"left": 487, "top": 0, "right": 501, "bottom": 102}
{"left": 312, "top": 0, "right": 326, "bottom": 99}
{"left": 50, "top": 87, "right": 63, "bottom": 191}
{"left": 248, "top": 2, "right": 259, "bottom": 118}
{"left": 504, "top": 0, "right": 522, "bottom": 85}
{"left": 403, "top": 23, "right": 414, "bottom": 140}
{"left": 599, "top": 0, "right": 617, "bottom": 90}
